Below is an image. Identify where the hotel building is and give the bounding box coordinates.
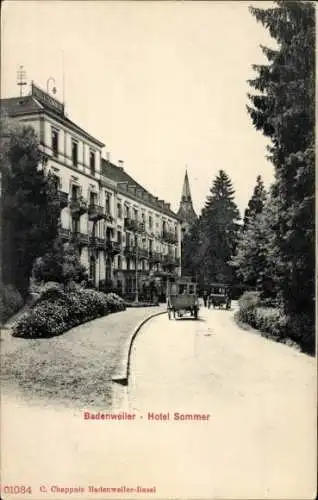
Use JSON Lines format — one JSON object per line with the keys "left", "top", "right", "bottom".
{"left": 1, "top": 83, "right": 181, "bottom": 297}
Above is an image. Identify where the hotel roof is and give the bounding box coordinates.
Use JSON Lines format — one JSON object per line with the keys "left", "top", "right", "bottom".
{"left": 101, "top": 159, "right": 179, "bottom": 220}
{"left": 1, "top": 83, "right": 104, "bottom": 147}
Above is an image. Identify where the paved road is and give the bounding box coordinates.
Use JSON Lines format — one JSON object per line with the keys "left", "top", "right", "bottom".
{"left": 127, "top": 305, "right": 316, "bottom": 499}
{"left": 1, "top": 306, "right": 316, "bottom": 500}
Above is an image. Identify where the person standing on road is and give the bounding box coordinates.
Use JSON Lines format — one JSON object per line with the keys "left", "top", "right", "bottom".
{"left": 203, "top": 290, "right": 208, "bottom": 307}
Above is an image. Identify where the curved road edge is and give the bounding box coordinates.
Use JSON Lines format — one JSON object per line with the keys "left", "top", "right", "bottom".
{"left": 111, "top": 308, "right": 167, "bottom": 385}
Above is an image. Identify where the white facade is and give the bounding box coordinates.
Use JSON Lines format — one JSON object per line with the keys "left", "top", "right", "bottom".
{"left": 2, "top": 83, "right": 181, "bottom": 296}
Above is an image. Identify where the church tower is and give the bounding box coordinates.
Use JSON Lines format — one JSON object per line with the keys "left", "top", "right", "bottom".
{"left": 177, "top": 170, "right": 197, "bottom": 239}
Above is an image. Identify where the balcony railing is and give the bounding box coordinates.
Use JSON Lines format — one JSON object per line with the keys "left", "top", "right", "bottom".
{"left": 138, "top": 248, "right": 149, "bottom": 260}
{"left": 105, "top": 212, "right": 115, "bottom": 224}
{"left": 124, "top": 245, "right": 137, "bottom": 257}
{"left": 105, "top": 240, "right": 121, "bottom": 256}
{"left": 70, "top": 197, "right": 87, "bottom": 217}
{"left": 89, "top": 235, "right": 105, "bottom": 250}
{"left": 71, "top": 231, "right": 89, "bottom": 247}
{"left": 162, "top": 230, "right": 178, "bottom": 245}
{"left": 58, "top": 190, "right": 68, "bottom": 209}
{"left": 59, "top": 227, "right": 71, "bottom": 240}
{"left": 88, "top": 203, "right": 105, "bottom": 221}
{"left": 149, "top": 252, "right": 162, "bottom": 264}
{"left": 162, "top": 255, "right": 180, "bottom": 267}
{"left": 124, "top": 218, "right": 144, "bottom": 233}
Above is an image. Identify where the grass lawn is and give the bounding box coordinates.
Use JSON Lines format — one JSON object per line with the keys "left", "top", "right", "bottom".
{"left": 1, "top": 307, "right": 164, "bottom": 410}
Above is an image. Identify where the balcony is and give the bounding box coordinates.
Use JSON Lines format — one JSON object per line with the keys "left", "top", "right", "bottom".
{"left": 59, "top": 227, "right": 71, "bottom": 241}
{"left": 70, "top": 197, "right": 87, "bottom": 217}
{"left": 162, "top": 255, "right": 180, "bottom": 267}
{"left": 88, "top": 203, "right": 105, "bottom": 221}
{"left": 58, "top": 190, "right": 68, "bottom": 209}
{"left": 71, "top": 231, "right": 89, "bottom": 247}
{"left": 149, "top": 252, "right": 162, "bottom": 264}
{"left": 105, "top": 240, "right": 121, "bottom": 256}
{"left": 90, "top": 235, "right": 106, "bottom": 250}
{"left": 124, "top": 217, "right": 144, "bottom": 233}
{"left": 124, "top": 245, "right": 137, "bottom": 258}
{"left": 162, "top": 230, "right": 178, "bottom": 245}
{"left": 138, "top": 248, "right": 149, "bottom": 260}
{"left": 105, "top": 212, "right": 115, "bottom": 224}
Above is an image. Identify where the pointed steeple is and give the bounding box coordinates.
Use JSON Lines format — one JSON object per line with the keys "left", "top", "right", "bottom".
{"left": 177, "top": 169, "right": 197, "bottom": 238}
{"left": 181, "top": 169, "right": 192, "bottom": 203}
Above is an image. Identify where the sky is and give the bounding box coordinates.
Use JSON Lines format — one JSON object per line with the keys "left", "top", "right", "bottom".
{"left": 1, "top": 0, "right": 276, "bottom": 217}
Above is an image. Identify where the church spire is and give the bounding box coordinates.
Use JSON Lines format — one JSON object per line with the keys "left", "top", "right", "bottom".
{"left": 181, "top": 169, "right": 192, "bottom": 203}
{"left": 177, "top": 169, "right": 197, "bottom": 238}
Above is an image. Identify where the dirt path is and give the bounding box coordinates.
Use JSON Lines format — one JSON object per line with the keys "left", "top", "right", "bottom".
{"left": 127, "top": 306, "right": 317, "bottom": 499}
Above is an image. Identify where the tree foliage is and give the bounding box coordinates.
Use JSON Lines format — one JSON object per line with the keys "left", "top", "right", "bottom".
{"left": 242, "top": 0, "right": 315, "bottom": 351}
{"left": 243, "top": 175, "right": 267, "bottom": 229}
{"left": 183, "top": 170, "right": 240, "bottom": 287}
{"left": 32, "top": 240, "right": 88, "bottom": 288}
{"left": 1, "top": 123, "right": 61, "bottom": 296}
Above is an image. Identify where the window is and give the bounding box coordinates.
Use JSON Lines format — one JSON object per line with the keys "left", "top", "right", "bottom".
{"left": 71, "top": 217, "right": 79, "bottom": 233}
{"left": 125, "top": 205, "right": 130, "bottom": 219}
{"left": 51, "top": 129, "right": 59, "bottom": 157}
{"left": 52, "top": 174, "right": 60, "bottom": 190}
{"left": 117, "top": 256, "right": 122, "bottom": 269}
{"left": 89, "top": 256, "right": 96, "bottom": 281}
{"left": 90, "top": 192, "right": 97, "bottom": 206}
{"left": 117, "top": 231, "right": 122, "bottom": 244}
{"left": 105, "top": 193, "right": 111, "bottom": 214}
{"left": 134, "top": 208, "right": 138, "bottom": 221}
{"left": 71, "top": 184, "right": 80, "bottom": 201}
{"left": 90, "top": 150, "right": 95, "bottom": 176}
{"left": 117, "top": 203, "right": 122, "bottom": 218}
{"left": 91, "top": 224, "right": 97, "bottom": 237}
{"left": 72, "top": 141, "right": 78, "bottom": 166}
{"left": 149, "top": 216, "right": 153, "bottom": 230}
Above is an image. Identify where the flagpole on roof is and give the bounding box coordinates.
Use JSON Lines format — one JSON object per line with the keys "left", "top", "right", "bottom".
{"left": 62, "top": 50, "right": 65, "bottom": 109}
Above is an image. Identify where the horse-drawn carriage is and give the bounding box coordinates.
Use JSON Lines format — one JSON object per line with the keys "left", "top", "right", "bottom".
{"left": 208, "top": 283, "right": 231, "bottom": 310}
{"left": 167, "top": 280, "right": 200, "bottom": 320}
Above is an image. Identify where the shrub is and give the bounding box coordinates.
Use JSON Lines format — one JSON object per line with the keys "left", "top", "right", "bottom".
{"left": 35, "top": 282, "right": 66, "bottom": 303}
{"left": 104, "top": 292, "right": 125, "bottom": 313}
{"left": 13, "top": 301, "right": 68, "bottom": 338}
{"left": 286, "top": 312, "right": 315, "bottom": 355}
{"left": 0, "top": 284, "right": 24, "bottom": 324}
{"left": 13, "top": 288, "right": 126, "bottom": 338}
{"left": 238, "top": 291, "right": 260, "bottom": 326}
{"left": 254, "top": 307, "right": 288, "bottom": 339}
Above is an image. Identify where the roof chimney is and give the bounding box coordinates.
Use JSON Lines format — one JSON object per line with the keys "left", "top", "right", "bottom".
{"left": 118, "top": 160, "right": 124, "bottom": 170}
{"left": 106, "top": 152, "right": 110, "bottom": 162}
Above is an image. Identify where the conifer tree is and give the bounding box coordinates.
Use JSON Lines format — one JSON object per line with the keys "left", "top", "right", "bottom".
{"left": 247, "top": 1, "right": 315, "bottom": 351}
{"left": 243, "top": 175, "right": 267, "bottom": 229}
{"left": 201, "top": 170, "right": 241, "bottom": 284}
{"left": 2, "top": 124, "right": 61, "bottom": 296}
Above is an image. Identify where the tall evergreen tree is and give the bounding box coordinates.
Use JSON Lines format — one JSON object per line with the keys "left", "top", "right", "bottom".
{"left": 247, "top": 1, "right": 315, "bottom": 351}
{"left": 243, "top": 175, "right": 267, "bottom": 229}
{"left": 2, "top": 124, "right": 61, "bottom": 296}
{"left": 201, "top": 170, "right": 241, "bottom": 284}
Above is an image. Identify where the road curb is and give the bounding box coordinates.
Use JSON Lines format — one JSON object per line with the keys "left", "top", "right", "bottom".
{"left": 111, "top": 309, "right": 166, "bottom": 386}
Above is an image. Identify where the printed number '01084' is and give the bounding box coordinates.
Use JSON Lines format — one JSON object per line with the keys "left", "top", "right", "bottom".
{"left": 1, "top": 485, "right": 33, "bottom": 494}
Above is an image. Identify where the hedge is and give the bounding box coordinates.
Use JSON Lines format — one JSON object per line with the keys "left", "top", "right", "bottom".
{"left": 237, "top": 291, "right": 314, "bottom": 354}
{"left": 13, "top": 288, "right": 125, "bottom": 338}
